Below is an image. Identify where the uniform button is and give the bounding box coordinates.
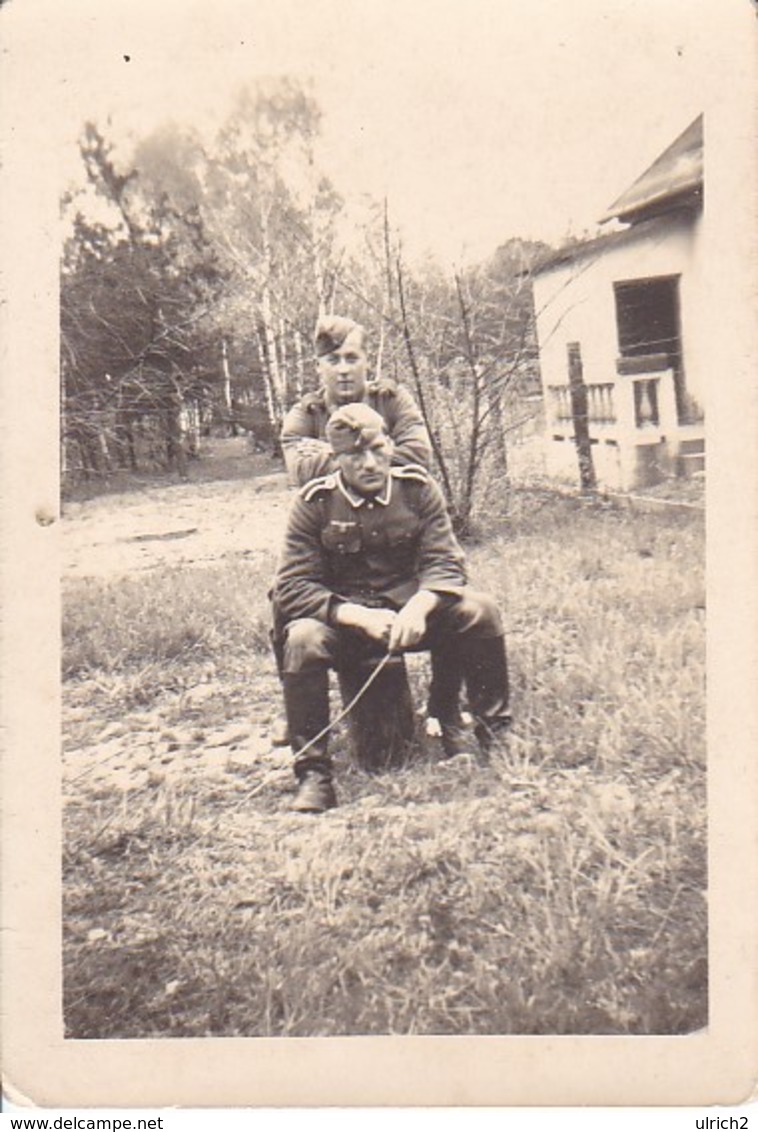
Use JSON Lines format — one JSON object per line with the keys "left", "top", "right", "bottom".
{"left": 367, "top": 503, "right": 374, "bottom": 510}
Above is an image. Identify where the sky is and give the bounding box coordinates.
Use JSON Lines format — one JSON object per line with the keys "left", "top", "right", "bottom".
{"left": 5, "top": 0, "right": 734, "bottom": 265}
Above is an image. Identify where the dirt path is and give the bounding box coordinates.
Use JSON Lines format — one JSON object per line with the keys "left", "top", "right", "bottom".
{"left": 62, "top": 439, "right": 304, "bottom": 793}
{"left": 62, "top": 439, "right": 291, "bottom": 579}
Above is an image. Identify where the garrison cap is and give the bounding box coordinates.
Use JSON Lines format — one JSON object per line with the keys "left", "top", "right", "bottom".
{"left": 326, "top": 402, "right": 387, "bottom": 454}
{"left": 314, "top": 315, "right": 365, "bottom": 357}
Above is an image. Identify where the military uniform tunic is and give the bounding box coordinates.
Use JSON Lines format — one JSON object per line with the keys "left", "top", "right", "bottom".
{"left": 280, "top": 379, "right": 432, "bottom": 486}
{"left": 273, "top": 464, "right": 466, "bottom": 627}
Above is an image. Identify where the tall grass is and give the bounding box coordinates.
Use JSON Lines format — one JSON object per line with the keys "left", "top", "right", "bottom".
{"left": 63, "top": 560, "right": 274, "bottom": 676}
{"left": 62, "top": 490, "right": 706, "bottom": 1037}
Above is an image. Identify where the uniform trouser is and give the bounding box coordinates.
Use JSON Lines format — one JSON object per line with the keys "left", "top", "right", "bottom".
{"left": 270, "top": 600, "right": 460, "bottom": 722}
{"left": 279, "top": 589, "right": 511, "bottom": 779}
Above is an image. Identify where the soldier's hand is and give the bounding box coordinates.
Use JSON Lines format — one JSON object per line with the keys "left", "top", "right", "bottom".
{"left": 388, "top": 606, "right": 427, "bottom": 652}
{"left": 388, "top": 591, "right": 440, "bottom": 653}
{"left": 356, "top": 607, "right": 397, "bottom": 643}
{"left": 334, "top": 603, "right": 396, "bottom": 643}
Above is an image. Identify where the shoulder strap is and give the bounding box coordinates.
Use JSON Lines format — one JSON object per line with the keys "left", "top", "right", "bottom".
{"left": 300, "top": 472, "right": 338, "bottom": 501}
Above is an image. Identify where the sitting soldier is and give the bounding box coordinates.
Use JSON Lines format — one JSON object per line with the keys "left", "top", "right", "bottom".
{"left": 271, "top": 403, "right": 512, "bottom": 813}
{"left": 272, "top": 314, "right": 445, "bottom": 747}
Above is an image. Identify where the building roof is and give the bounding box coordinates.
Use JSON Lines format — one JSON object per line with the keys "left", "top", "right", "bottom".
{"left": 533, "top": 215, "right": 670, "bottom": 274}
{"left": 533, "top": 115, "right": 704, "bottom": 276}
{"left": 600, "top": 114, "right": 703, "bottom": 224}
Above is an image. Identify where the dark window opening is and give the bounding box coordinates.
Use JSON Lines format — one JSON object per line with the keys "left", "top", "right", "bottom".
{"left": 614, "top": 275, "right": 695, "bottom": 424}
{"left": 614, "top": 276, "right": 681, "bottom": 363}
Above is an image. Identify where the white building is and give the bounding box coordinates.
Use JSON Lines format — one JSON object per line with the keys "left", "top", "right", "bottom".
{"left": 532, "top": 115, "right": 705, "bottom": 492}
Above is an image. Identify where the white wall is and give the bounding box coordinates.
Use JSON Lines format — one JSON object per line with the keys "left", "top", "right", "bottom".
{"left": 531, "top": 211, "right": 708, "bottom": 489}
{"left": 533, "top": 212, "right": 706, "bottom": 410}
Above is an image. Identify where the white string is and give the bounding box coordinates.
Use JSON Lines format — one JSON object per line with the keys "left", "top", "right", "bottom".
{"left": 187, "top": 651, "right": 396, "bottom": 843}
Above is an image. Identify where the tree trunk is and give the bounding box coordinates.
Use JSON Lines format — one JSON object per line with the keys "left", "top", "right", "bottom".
{"left": 456, "top": 274, "right": 484, "bottom": 535}
{"left": 375, "top": 314, "right": 386, "bottom": 382}
{"left": 293, "top": 328, "right": 305, "bottom": 399}
{"left": 567, "top": 342, "right": 597, "bottom": 492}
{"left": 395, "top": 254, "right": 455, "bottom": 509}
{"left": 259, "top": 209, "right": 284, "bottom": 419}
{"left": 484, "top": 373, "right": 509, "bottom": 482}
{"left": 184, "top": 401, "right": 200, "bottom": 457}
{"left": 221, "top": 337, "right": 236, "bottom": 436}
{"left": 337, "top": 656, "right": 417, "bottom": 771}
{"left": 165, "top": 392, "right": 188, "bottom": 477}
{"left": 279, "top": 316, "right": 290, "bottom": 407}
{"left": 255, "top": 326, "right": 281, "bottom": 452}
{"left": 382, "top": 200, "right": 400, "bottom": 382}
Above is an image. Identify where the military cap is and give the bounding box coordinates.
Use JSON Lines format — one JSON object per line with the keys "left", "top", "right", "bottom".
{"left": 325, "top": 402, "right": 387, "bottom": 454}
{"left": 314, "top": 315, "right": 365, "bottom": 357}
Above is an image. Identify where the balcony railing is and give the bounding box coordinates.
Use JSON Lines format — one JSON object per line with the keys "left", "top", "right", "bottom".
{"left": 548, "top": 382, "right": 617, "bottom": 427}
{"left": 587, "top": 382, "right": 616, "bottom": 425}
{"left": 547, "top": 368, "right": 676, "bottom": 441}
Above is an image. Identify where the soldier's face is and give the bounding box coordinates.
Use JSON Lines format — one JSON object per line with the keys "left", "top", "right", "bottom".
{"left": 317, "top": 330, "right": 368, "bottom": 405}
{"left": 337, "top": 435, "right": 393, "bottom": 496}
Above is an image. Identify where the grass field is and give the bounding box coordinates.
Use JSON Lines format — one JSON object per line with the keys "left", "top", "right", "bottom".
{"left": 62, "top": 479, "right": 706, "bottom": 1037}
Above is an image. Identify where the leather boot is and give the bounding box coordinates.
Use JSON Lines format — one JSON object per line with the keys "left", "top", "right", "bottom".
{"left": 426, "top": 641, "right": 465, "bottom": 725}
{"left": 292, "top": 770, "right": 337, "bottom": 813}
{"left": 424, "top": 639, "right": 477, "bottom": 757}
{"left": 460, "top": 635, "right": 512, "bottom": 757}
{"left": 282, "top": 669, "right": 336, "bottom": 808}
{"left": 439, "top": 719, "right": 478, "bottom": 759}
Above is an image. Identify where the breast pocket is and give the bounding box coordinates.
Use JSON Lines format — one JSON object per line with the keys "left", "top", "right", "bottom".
{"left": 322, "top": 522, "right": 362, "bottom": 554}
{"left": 383, "top": 519, "right": 417, "bottom": 549}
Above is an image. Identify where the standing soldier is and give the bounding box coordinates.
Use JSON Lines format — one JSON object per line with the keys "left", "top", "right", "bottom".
{"left": 280, "top": 315, "right": 432, "bottom": 486}
{"left": 272, "top": 403, "right": 511, "bottom": 813}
